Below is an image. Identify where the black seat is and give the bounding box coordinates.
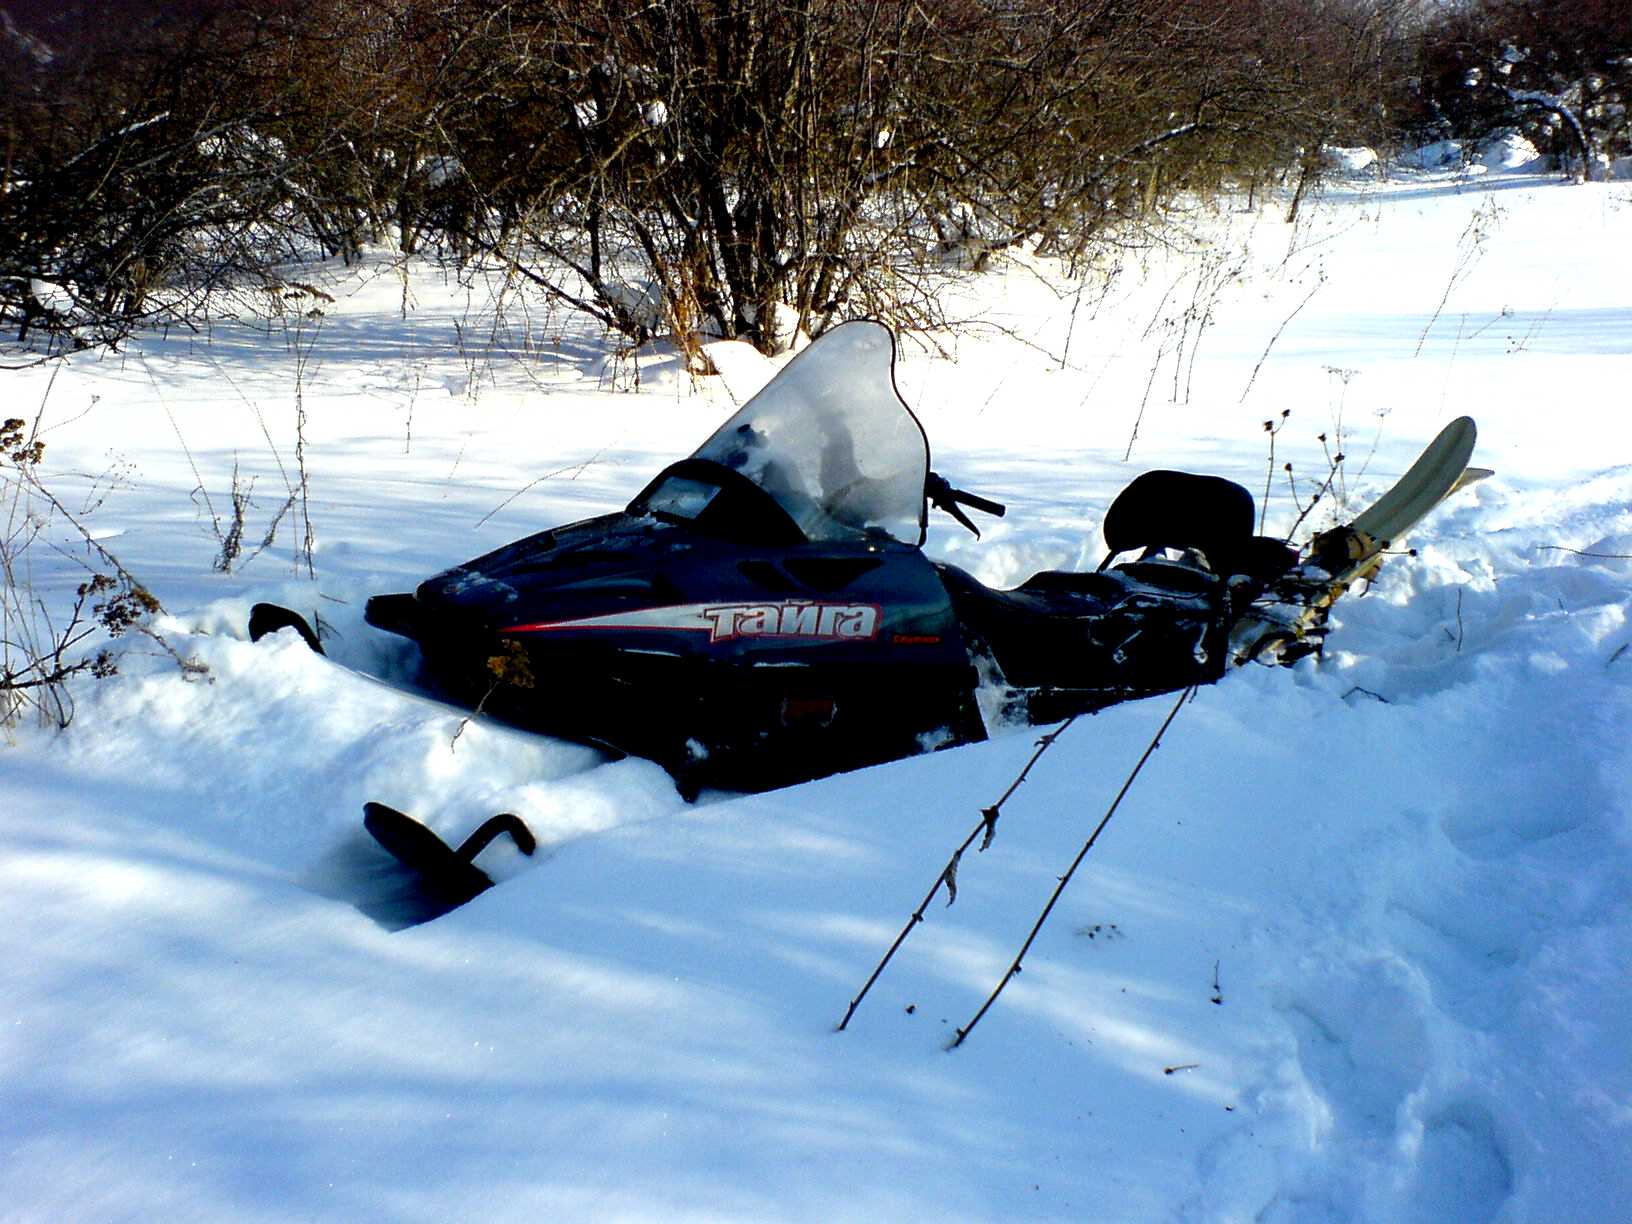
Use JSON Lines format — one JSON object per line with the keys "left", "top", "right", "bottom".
{"left": 936, "top": 563, "right": 1124, "bottom": 688}
{"left": 936, "top": 559, "right": 1226, "bottom": 693}
{"left": 1098, "top": 470, "right": 1256, "bottom": 575}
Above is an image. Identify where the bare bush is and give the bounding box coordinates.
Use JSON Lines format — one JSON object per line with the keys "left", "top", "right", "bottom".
{"left": 0, "top": 413, "right": 178, "bottom": 731}
{"left": 1, "top": 5, "right": 296, "bottom": 351}
{"left": 430, "top": 0, "right": 1422, "bottom": 353}
{"left": 0, "top": 0, "right": 1486, "bottom": 360}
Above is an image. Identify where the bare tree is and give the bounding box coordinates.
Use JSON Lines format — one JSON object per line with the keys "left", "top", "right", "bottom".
{"left": 1414, "top": 0, "right": 1632, "bottom": 178}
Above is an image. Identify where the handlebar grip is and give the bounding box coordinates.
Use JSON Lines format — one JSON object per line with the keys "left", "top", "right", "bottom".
{"left": 955, "top": 490, "right": 1006, "bottom": 518}
{"left": 927, "top": 472, "right": 1005, "bottom": 536}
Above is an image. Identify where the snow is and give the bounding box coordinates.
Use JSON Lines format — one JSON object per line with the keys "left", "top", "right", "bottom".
{"left": 1322, "top": 146, "right": 1378, "bottom": 176}
{"left": 1400, "top": 140, "right": 1464, "bottom": 171}
{"left": 3, "top": 169, "right": 1630, "bottom": 1221}
{"left": 1476, "top": 133, "right": 1543, "bottom": 173}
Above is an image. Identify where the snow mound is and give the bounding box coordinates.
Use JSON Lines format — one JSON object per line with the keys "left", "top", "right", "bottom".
{"left": 1323, "top": 145, "right": 1379, "bottom": 176}
{"left": 1400, "top": 140, "right": 1464, "bottom": 170}
{"left": 1477, "top": 131, "right": 1544, "bottom": 172}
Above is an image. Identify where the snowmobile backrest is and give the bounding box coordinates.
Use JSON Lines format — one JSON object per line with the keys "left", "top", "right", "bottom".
{"left": 1098, "top": 470, "right": 1256, "bottom": 574}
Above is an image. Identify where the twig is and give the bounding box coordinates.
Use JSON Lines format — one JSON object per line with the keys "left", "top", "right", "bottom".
{"left": 1536, "top": 545, "right": 1631, "bottom": 560}
{"left": 1258, "top": 411, "right": 1289, "bottom": 534}
{"left": 1283, "top": 445, "right": 1344, "bottom": 542}
{"left": 836, "top": 716, "right": 1081, "bottom": 1033}
{"left": 949, "top": 685, "right": 1194, "bottom": 1050}
{"left": 474, "top": 450, "right": 606, "bottom": 530}
{"left": 1239, "top": 274, "right": 1322, "bottom": 405}
{"left": 1342, "top": 686, "right": 1391, "bottom": 704}
{"left": 161, "top": 401, "right": 223, "bottom": 549}
{"left": 290, "top": 313, "right": 320, "bottom": 579}
{"left": 1122, "top": 345, "right": 1168, "bottom": 462}
{"left": 1415, "top": 200, "right": 1498, "bottom": 358}
{"left": 1059, "top": 277, "right": 1087, "bottom": 372}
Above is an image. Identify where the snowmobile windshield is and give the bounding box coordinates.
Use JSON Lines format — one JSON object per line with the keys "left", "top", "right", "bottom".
{"left": 689, "top": 321, "right": 930, "bottom": 544}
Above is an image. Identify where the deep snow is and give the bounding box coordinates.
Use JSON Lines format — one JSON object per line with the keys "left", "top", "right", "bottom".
{"left": 2, "top": 166, "right": 1629, "bottom": 1222}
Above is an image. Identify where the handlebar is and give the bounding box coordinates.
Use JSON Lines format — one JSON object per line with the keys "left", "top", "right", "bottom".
{"left": 927, "top": 472, "right": 1007, "bottom": 538}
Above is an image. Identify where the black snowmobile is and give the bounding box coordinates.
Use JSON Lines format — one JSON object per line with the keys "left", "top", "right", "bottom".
{"left": 358, "top": 320, "right": 1306, "bottom": 797}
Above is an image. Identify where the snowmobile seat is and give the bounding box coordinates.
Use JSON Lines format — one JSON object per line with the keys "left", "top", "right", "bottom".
{"left": 1015, "top": 570, "right": 1133, "bottom": 600}
{"left": 936, "top": 560, "right": 1225, "bottom": 691}
{"left": 936, "top": 563, "right": 1126, "bottom": 687}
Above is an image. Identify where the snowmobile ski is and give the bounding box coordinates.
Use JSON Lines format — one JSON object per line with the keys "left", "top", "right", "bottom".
{"left": 362, "top": 802, "right": 536, "bottom": 910}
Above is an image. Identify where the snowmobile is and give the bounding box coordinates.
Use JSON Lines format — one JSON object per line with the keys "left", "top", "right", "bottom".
{"left": 251, "top": 319, "right": 1481, "bottom": 919}
{"left": 346, "top": 320, "right": 1479, "bottom": 799}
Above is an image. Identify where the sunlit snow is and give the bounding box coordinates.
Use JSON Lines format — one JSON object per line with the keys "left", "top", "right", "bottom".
{"left": 2, "top": 159, "right": 1628, "bottom": 1222}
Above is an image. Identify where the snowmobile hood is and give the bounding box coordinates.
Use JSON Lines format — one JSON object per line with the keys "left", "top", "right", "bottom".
{"left": 414, "top": 511, "right": 684, "bottom": 629}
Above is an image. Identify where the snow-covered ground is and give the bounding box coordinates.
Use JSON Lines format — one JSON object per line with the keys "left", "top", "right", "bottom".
{"left": 3, "top": 166, "right": 1629, "bottom": 1222}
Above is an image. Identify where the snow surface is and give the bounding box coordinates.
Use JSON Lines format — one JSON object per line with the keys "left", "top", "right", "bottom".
{"left": 2, "top": 166, "right": 1629, "bottom": 1222}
